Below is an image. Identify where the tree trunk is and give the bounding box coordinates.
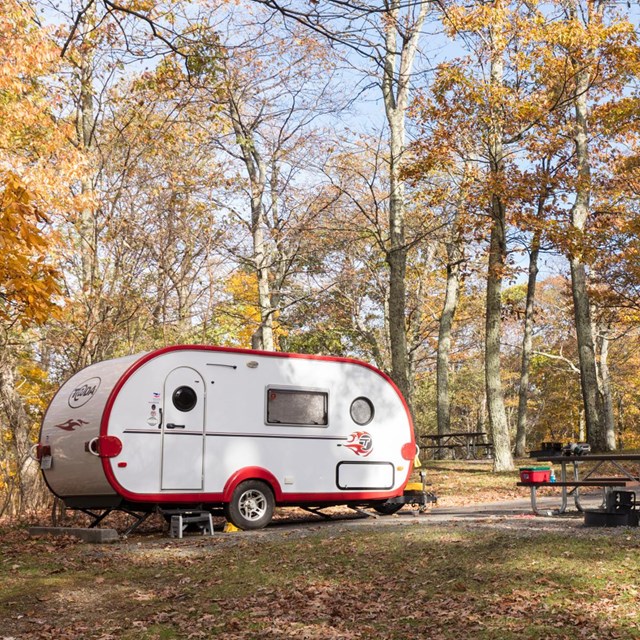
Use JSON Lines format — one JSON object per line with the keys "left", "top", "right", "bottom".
{"left": 436, "top": 240, "right": 461, "bottom": 447}
{"left": 381, "top": 0, "right": 428, "bottom": 406}
{"left": 385, "top": 73, "right": 411, "bottom": 406}
{"left": 78, "top": 60, "right": 96, "bottom": 297}
{"left": 387, "top": 220, "right": 410, "bottom": 401}
{"left": 570, "top": 258, "right": 604, "bottom": 447}
{"left": 567, "top": 3, "right": 606, "bottom": 450}
{"left": 477, "top": 392, "right": 487, "bottom": 434}
{"left": 74, "top": 17, "right": 99, "bottom": 370}
{"left": 485, "top": 197, "right": 513, "bottom": 471}
{"left": 251, "top": 191, "right": 275, "bottom": 352}
{"left": 515, "top": 229, "right": 541, "bottom": 457}
{"left": 228, "top": 92, "right": 275, "bottom": 351}
{"left": 579, "top": 408, "right": 586, "bottom": 442}
{"left": 596, "top": 326, "right": 616, "bottom": 450}
{"left": 386, "top": 108, "right": 409, "bottom": 396}
{"left": 616, "top": 394, "right": 624, "bottom": 450}
{"left": 485, "top": 10, "right": 514, "bottom": 472}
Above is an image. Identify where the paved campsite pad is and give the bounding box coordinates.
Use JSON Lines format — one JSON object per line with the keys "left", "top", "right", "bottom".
{"left": 249, "top": 496, "right": 609, "bottom": 537}
{"left": 3, "top": 499, "right": 640, "bottom": 640}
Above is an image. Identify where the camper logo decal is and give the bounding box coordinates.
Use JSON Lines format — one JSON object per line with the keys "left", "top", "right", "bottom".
{"left": 68, "top": 377, "right": 101, "bottom": 409}
{"left": 54, "top": 419, "right": 89, "bottom": 431}
{"left": 344, "top": 431, "right": 373, "bottom": 457}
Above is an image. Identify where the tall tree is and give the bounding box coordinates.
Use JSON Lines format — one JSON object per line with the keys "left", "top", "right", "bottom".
{"left": 414, "top": 0, "right": 547, "bottom": 469}
{"left": 382, "top": 0, "right": 429, "bottom": 403}
{"left": 43, "top": 0, "right": 224, "bottom": 369}
{"left": 0, "top": 0, "right": 76, "bottom": 514}
{"left": 320, "top": 133, "right": 443, "bottom": 390}
{"left": 513, "top": 161, "right": 559, "bottom": 456}
{"left": 481, "top": 0, "right": 515, "bottom": 470}
{"left": 565, "top": 0, "right": 606, "bottom": 449}
{"left": 514, "top": 227, "right": 541, "bottom": 457}
{"left": 404, "top": 143, "right": 474, "bottom": 445}
{"left": 244, "top": 0, "right": 429, "bottom": 403}
{"left": 541, "top": 0, "right": 639, "bottom": 449}
{"left": 185, "top": 14, "right": 339, "bottom": 351}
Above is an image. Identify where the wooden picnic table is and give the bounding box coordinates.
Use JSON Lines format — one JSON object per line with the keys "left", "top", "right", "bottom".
{"left": 420, "top": 432, "right": 493, "bottom": 460}
{"left": 519, "top": 454, "right": 640, "bottom": 516}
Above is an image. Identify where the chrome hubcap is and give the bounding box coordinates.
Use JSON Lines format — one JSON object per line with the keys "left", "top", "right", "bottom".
{"left": 239, "top": 489, "right": 267, "bottom": 521}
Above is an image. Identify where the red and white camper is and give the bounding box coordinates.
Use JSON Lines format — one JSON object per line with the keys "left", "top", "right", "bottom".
{"left": 37, "top": 346, "right": 418, "bottom": 529}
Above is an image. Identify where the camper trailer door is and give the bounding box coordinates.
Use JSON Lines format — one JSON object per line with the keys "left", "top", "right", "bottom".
{"left": 161, "top": 367, "right": 206, "bottom": 490}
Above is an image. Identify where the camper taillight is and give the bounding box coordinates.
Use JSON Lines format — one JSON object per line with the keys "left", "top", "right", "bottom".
{"left": 401, "top": 442, "right": 416, "bottom": 460}
{"left": 35, "top": 444, "right": 51, "bottom": 461}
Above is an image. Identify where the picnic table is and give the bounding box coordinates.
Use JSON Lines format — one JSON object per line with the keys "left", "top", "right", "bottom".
{"left": 420, "top": 432, "right": 493, "bottom": 460}
{"left": 518, "top": 454, "right": 640, "bottom": 516}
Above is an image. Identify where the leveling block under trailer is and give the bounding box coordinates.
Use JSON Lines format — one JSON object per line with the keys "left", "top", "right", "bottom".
{"left": 36, "top": 346, "right": 435, "bottom": 532}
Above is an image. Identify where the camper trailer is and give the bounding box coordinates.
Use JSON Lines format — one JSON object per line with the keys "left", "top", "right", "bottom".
{"left": 37, "top": 346, "right": 418, "bottom": 529}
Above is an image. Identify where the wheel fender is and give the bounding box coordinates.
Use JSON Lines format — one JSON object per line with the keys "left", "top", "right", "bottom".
{"left": 222, "top": 467, "right": 282, "bottom": 502}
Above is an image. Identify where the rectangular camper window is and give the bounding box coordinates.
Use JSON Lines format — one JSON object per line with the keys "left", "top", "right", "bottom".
{"left": 266, "top": 388, "right": 328, "bottom": 426}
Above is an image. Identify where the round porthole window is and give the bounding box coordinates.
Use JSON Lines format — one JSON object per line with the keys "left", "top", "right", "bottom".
{"left": 172, "top": 386, "right": 198, "bottom": 412}
{"left": 350, "top": 397, "right": 374, "bottom": 425}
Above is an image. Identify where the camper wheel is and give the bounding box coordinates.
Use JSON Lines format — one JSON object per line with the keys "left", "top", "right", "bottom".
{"left": 225, "top": 480, "right": 275, "bottom": 530}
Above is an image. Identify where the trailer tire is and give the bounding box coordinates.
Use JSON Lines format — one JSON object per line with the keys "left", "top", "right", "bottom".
{"left": 225, "top": 480, "right": 275, "bottom": 530}
{"left": 372, "top": 502, "right": 403, "bottom": 516}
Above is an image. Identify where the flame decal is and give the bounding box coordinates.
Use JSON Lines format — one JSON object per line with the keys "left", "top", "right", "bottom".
{"left": 344, "top": 431, "right": 373, "bottom": 457}
{"left": 54, "top": 419, "right": 89, "bottom": 431}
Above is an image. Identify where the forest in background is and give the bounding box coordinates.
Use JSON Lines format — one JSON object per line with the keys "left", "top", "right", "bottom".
{"left": 1, "top": 0, "right": 639, "bottom": 516}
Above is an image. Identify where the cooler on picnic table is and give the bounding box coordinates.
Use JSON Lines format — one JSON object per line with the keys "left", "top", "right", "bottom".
{"left": 519, "top": 466, "right": 551, "bottom": 483}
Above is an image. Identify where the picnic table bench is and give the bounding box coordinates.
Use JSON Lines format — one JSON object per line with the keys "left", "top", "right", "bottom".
{"left": 518, "top": 454, "right": 640, "bottom": 516}
{"left": 420, "top": 432, "right": 493, "bottom": 460}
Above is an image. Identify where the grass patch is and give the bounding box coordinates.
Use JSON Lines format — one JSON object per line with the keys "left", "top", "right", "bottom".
{"left": 2, "top": 523, "right": 640, "bottom": 639}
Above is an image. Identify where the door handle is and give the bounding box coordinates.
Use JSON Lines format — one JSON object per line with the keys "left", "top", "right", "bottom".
{"left": 166, "top": 423, "right": 185, "bottom": 429}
